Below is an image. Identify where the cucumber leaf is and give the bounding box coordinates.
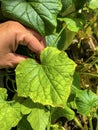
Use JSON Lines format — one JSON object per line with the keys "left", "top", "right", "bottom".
{"left": 1, "top": 0, "right": 62, "bottom": 35}
{"left": 16, "top": 47, "right": 76, "bottom": 107}
{"left": 75, "top": 89, "right": 98, "bottom": 116}
{"left": 0, "top": 88, "right": 22, "bottom": 130}
{"left": 58, "top": 18, "right": 83, "bottom": 32}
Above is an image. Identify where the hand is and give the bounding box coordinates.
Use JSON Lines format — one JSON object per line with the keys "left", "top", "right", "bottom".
{"left": 0, "top": 21, "right": 45, "bottom": 69}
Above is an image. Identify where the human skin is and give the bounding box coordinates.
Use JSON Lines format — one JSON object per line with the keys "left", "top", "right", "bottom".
{"left": 0, "top": 21, "right": 45, "bottom": 69}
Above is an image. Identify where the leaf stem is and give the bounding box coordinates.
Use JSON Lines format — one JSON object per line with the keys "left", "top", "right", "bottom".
{"left": 51, "top": 24, "right": 66, "bottom": 47}
{"left": 89, "top": 117, "right": 93, "bottom": 130}
{"left": 74, "top": 117, "right": 83, "bottom": 129}
{"left": 47, "top": 107, "right": 51, "bottom": 130}
{"left": 78, "top": 72, "right": 98, "bottom": 78}
{"left": 47, "top": 124, "right": 50, "bottom": 130}
{"left": 5, "top": 77, "right": 15, "bottom": 93}
{"left": 96, "top": 119, "right": 98, "bottom": 130}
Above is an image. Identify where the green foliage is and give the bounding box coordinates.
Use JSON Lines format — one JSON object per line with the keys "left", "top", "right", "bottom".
{"left": 0, "top": 0, "right": 98, "bottom": 130}
{"left": 0, "top": 88, "right": 22, "bottom": 130}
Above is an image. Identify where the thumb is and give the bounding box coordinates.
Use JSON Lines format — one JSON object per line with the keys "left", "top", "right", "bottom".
{"left": 1, "top": 53, "right": 27, "bottom": 68}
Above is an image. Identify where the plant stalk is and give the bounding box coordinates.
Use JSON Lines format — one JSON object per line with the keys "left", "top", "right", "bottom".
{"left": 96, "top": 119, "right": 98, "bottom": 130}
{"left": 74, "top": 117, "right": 83, "bottom": 129}
{"left": 47, "top": 124, "right": 50, "bottom": 130}
{"left": 51, "top": 24, "right": 66, "bottom": 47}
{"left": 89, "top": 117, "right": 93, "bottom": 130}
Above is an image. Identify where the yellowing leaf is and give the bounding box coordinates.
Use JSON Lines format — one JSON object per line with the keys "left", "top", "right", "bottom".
{"left": 16, "top": 47, "right": 76, "bottom": 107}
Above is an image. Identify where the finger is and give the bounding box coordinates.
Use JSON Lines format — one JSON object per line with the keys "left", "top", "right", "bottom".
{"left": 27, "top": 28, "right": 46, "bottom": 48}
{"left": 0, "top": 53, "right": 27, "bottom": 69}
{"left": 27, "top": 28, "right": 42, "bottom": 40}
{"left": 40, "top": 37, "right": 46, "bottom": 48}
{"left": 16, "top": 32, "right": 45, "bottom": 54}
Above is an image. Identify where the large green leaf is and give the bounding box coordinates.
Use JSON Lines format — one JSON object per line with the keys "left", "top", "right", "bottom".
{"left": 16, "top": 47, "right": 76, "bottom": 107}
{"left": 0, "top": 88, "right": 22, "bottom": 130}
{"left": 21, "top": 98, "right": 50, "bottom": 130}
{"left": 1, "top": 0, "right": 62, "bottom": 35}
{"left": 75, "top": 89, "right": 98, "bottom": 116}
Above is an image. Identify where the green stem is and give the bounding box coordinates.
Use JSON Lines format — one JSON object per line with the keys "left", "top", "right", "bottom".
{"left": 47, "top": 123, "right": 50, "bottom": 130}
{"left": 74, "top": 117, "right": 83, "bottom": 129}
{"left": 47, "top": 107, "right": 51, "bottom": 130}
{"left": 89, "top": 117, "right": 93, "bottom": 130}
{"left": 12, "top": 80, "right": 17, "bottom": 92}
{"left": 51, "top": 24, "right": 66, "bottom": 47}
{"left": 78, "top": 72, "right": 98, "bottom": 78}
{"left": 96, "top": 119, "right": 98, "bottom": 130}
{"left": 96, "top": 86, "right": 98, "bottom": 96}
{"left": 8, "top": 100, "right": 15, "bottom": 104}
{"left": 6, "top": 77, "right": 15, "bottom": 93}
{"left": 84, "top": 124, "right": 89, "bottom": 130}
{"left": 82, "top": 116, "right": 88, "bottom": 130}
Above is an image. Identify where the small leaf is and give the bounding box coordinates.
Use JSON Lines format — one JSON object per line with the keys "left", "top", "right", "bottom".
{"left": 62, "top": 29, "right": 76, "bottom": 50}
{"left": 16, "top": 47, "right": 76, "bottom": 107}
{"left": 75, "top": 89, "right": 98, "bottom": 116}
{"left": 51, "top": 106, "right": 75, "bottom": 122}
{"left": 0, "top": 88, "right": 22, "bottom": 130}
{"left": 58, "top": 18, "right": 83, "bottom": 32}
{"left": 28, "top": 107, "right": 49, "bottom": 130}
